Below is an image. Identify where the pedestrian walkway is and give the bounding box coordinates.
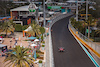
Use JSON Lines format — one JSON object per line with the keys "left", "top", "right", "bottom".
{"left": 0, "top": 32, "right": 39, "bottom": 67}
{"left": 45, "top": 34, "right": 50, "bottom": 67}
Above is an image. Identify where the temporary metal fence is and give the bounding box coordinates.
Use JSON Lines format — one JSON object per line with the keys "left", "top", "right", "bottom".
{"left": 68, "top": 20, "right": 100, "bottom": 54}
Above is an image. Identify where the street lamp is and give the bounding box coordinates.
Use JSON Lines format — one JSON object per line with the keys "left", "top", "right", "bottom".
{"left": 43, "top": 0, "right": 46, "bottom": 27}
{"left": 86, "top": 0, "right": 88, "bottom": 20}
{"left": 76, "top": 0, "right": 78, "bottom": 21}
{"left": 85, "top": 0, "right": 88, "bottom": 37}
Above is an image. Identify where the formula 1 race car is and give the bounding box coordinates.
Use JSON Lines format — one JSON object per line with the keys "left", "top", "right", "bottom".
{"left": 58, "top": 47, "right": 65, "bottom": 52}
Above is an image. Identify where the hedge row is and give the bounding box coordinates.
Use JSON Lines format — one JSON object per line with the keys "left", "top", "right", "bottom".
{"left": 15, "top": 24, "right": 28, "bottom": 32}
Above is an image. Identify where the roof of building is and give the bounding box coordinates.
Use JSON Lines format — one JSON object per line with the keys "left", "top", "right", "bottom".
{"left": 10, "top": 5, "right": 29, "bottom": 11}
{"left": 0, "top": 16, "right": 11, "bottom": 20}
{"left": 0, "top": 44, "right": 7, "bottom": 48}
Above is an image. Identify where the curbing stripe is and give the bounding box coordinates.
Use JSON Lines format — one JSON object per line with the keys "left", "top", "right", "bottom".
{"left": 75, "top": 34, "right": 99, "bottom": 67}
{"left": 69, "top": 28, "right": 100, "bottom": 67}
{"left": 69, "top": 28, "right": 100, "bottom": 58}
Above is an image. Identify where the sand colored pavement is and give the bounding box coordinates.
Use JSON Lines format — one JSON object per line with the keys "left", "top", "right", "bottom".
{"left": 0, "top": 32, "right": 39, "bottom": 67}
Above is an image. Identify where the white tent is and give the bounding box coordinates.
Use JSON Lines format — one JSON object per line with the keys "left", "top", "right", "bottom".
{"left": 39, "top": 17, "right": 50, "bottom": 21}
{"left": 24, "top": 26, "right": 32, "bottom": 32}
{"left": 48, "top": 11, "right": 55, "bottom": 15}
{"left": 23, "top": 26, "right": 32, "bottom": 37}
{"left": 39, "top": 12, "right": 43, "bottom": 14}
{"left": 31, "top": 44, "right": 37, "bottom": 46}
{"left": 34, "top": 39, "right": 39, "bottom": 42}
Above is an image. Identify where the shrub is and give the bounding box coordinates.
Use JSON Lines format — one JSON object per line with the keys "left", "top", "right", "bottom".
{"left": 36, "top": 53, "right": 40, "bottom": 58}
{"left": 38, "top": 57, "right": 44, "bottom": 60}
{"left": 15, "top": 24, "right": 22, "bottom": 32}
{"left": 0, "top": 34, "right": 6, "bottom": 38}
{"left": 24, "top": 40, "right": 29, "bottom": 41}
{"left": 36, "top": 50, "right": 41, "bottom": 53}
{"left": 42, "top": 41, "right": 45, "bottom": 44}
{"left": 44, "top": 34, "right": 46, "bottom": 37}
{"left": 42, "top": 45, "right": 45, "bottom": 47}
{"left": 39, "top": 27, "right": 45, "bottom": 34}
{"left": 36, "top": 36, "right": 39, "bottom": 39}
{"left": 40, "top": 52, "right": 44, "bottom": 54}
{"left": 41, "top": 35, "right": 44, "bottom": 41}
{"left": 38, "top": 60, "right": 42, "bottom": 63}
{"left": 22, "top": 25, "right": 28, "bottom": 31}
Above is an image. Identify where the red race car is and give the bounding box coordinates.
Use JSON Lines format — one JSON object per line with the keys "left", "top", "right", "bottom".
{"left": 58, "top": 47, "right": 65, "bottom": 52}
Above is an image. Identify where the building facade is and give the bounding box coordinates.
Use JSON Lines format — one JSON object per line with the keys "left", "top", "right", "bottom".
{"left": 10, "top": 5, "right": 35, "bottom": 26}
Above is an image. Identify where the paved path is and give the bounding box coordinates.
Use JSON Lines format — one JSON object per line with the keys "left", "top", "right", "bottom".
{"left": 45, "top": 36, "right": 50, "bottom": 67}
{"left": 51, "top": 17, "right": 96, "bottom": 67}
{"left": 0, "top": 32, "right": 39, "bottom": 67}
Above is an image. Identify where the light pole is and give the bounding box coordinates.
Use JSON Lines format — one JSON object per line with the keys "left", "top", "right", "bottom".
{"left": 86, "top": 0, "right": 88, "bottom": 20}
{"left": 76, "top": 0, "right": 78, "bottom": 21}
{"left": 85, "top": 0, "right": 88, "bottom": 37}
{"left": 43, "top": 0, "right": 46, "bottom": 27}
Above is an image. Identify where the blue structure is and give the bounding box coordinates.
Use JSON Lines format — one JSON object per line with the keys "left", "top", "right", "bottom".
{"left": 34, "top": 50, "right": 37, "bottom": 60}
{"left": 0, "top": 16, "right": 11, "bottom": 20}
{"left": 27, "top": 37, "right": 36, "bottom": 40}
{"left": 67, "top": 9, "right": 71, "bottom": 13}
{"left": 47, "top": 20, "right": 51, "bottom": 23}
{"left": 12, "top": 52, "right": 16, "bottom": 54}
{"left": 61, "top": 9, "right": 65, "bottom": 13}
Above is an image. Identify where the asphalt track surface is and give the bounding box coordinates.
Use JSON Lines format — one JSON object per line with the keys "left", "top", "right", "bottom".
{"left": 51, "top": 16, "right": 96, "bottom": 67}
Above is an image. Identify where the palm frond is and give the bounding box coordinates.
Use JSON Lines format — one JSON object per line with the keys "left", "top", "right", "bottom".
{"left": 28, "top": 21, "right": 41, "bottom": 36}
{"left": 4, "top": 60, "right": 13, "bottom": 67}
{"left": 23, "top": 61, "right": 30, "bottom": 67}
{"left": 12, "top": 62, "right": 16, "bottom": 67}
{"left": 4, "top": 46, "right": 34, "bottom": 67}
{"left": 8, "top": 62, "right": 14, "bottom": 67}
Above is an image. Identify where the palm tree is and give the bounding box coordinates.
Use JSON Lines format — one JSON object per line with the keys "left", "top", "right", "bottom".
{"left": 94, "top": 21, "right": 100, "bottom": 37}
{"left": 70, "top": 18, "right": 84, "bottom": 33}
{"left": 9, "top": 20, "right": 16, "bottom": 28}
{"left": 70, "top": 18, "right": 76, "bottom": 26}
{"left": 28, "top": 21, "right": 41, "bottom": 36}
{"left": 9, "top": 20, "right": 16, "bottom": 35}
{"left": 2, "top": 20, "right": 15, "bottom": 37}
{"left": 4, "top": 46, "right": 34, "bottom": 67}
{"left": 85, "top": 16, "right": 97, "bottom": 38}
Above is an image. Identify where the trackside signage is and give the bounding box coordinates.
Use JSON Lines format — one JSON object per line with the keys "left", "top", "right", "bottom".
{"left": 28, "top": 3, "right": 36, "bottom": 13}
{"left": 48, "top": 6, "right": 62, "bottom": 9}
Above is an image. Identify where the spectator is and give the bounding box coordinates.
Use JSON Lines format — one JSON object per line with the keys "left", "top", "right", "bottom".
{"left": 14, "top": 40, "right": 17, "bottom": 45}
{"left": 9, "top": 38, "right": 12, "bottom": 48}
{"left": 9, "top": 46, "right": 12, "bottom": 48}
{"left": 10, "top": 38, "right": 12, "bottom": 42}
{"left": 19, "top": 37, "right": 21, "bottom": 41}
